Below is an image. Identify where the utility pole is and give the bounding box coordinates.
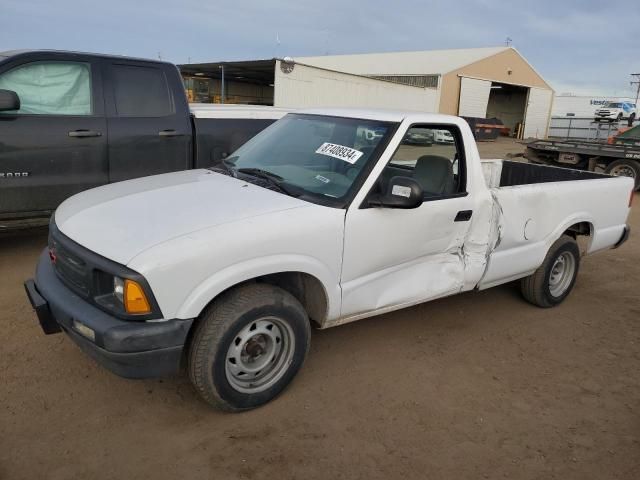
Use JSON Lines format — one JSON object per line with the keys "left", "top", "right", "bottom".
{"left": 219, "top": 65, "right": 225, "bottom": 104}
{"left": 632, "top": 73, "right": 640, "bottom": 105}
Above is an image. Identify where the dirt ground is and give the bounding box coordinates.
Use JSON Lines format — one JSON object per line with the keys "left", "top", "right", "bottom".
{"left": 1, "top": 139, "right": 639, "bottom": 480}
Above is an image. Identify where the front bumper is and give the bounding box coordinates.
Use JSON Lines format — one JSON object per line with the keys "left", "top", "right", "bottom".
{"left": 25, "top": 249, "right": 193, "bottom": 379}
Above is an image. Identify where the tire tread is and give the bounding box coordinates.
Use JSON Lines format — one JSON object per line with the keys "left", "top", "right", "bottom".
{"left": 520, "top": 234, "right": 579, "bottom": 308}
{"left": 188, "top": 283, "right": 309, "bottom": 411}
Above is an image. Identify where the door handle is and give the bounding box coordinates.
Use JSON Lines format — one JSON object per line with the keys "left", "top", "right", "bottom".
{"left": 158, "top": 129, "right": 184, "bottom": 137}
{"left": 68, "top": 130, "right": 102, "bottom": 138}
{"left": 454, "top": 210, "right": 473, "bottom": 222}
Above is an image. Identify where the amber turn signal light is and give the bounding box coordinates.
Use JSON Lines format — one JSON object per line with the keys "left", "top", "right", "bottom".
{"left": 124, "top": 279, "right": 151, "bottom": 314}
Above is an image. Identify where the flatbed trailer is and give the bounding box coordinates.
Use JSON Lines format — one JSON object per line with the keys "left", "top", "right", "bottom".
{"left": 525, "top": 138, "right": 640, "bottom": 190}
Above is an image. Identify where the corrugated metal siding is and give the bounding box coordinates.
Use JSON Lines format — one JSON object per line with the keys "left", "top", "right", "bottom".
{"left": 367, "top": 74, "right": 439, "bottom": 89}
{"left": 298, "top": 47, "right": 509, "bottom": 76}
{"left": 273, "top": 61, "right": 439, "bottom": 112}
{"left": 458, "top": 77, "right": 491, "bottom": 117}
{"left": 524, "top": 88, "right": 553, "bottom": 138}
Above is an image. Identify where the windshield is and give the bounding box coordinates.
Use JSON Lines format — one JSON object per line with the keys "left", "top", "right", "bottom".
{"left": 604, "top": 102, "right": 623, "bottom": 108}
{"left": 222, "top": 114, "right": 395, "bottom": 204}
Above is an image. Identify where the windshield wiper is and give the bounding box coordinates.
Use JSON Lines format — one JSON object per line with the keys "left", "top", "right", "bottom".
{"left": 236, "top": 168, "right": 299, "bottom": 197}
{"left": 209, "top": 158, "right": 238, "bottom": 177}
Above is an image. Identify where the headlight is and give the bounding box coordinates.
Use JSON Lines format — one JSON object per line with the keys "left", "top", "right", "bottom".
{"left": 114, "top": 276, "right": 124, "bottom": 304}
{"left": 95, "top": 274, "right": 152, "bottom": 316}
{"left": 111, "top": 275, "right": 151, "bottom": 315}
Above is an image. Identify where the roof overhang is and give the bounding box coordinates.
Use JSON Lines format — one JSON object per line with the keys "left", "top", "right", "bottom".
{"left": 178, "top": 59, "right": 276, "bottom": 85}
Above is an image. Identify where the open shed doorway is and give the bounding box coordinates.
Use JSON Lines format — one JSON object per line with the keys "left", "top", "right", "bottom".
{"left": 179, "top": 60, "right": 276, "bottom": 106}
{"left": 486, "top": 82, "right": 528, "bottom": 138}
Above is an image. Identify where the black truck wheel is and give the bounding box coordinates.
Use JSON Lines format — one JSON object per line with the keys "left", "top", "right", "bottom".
{"left": 188, "top": 283, "right": 311, "bottom": 411}
{"left": 605, "top": 159, "right": 640, "bottom": 191}
{"left": 520, "top": 235, "right": 580, "bottom": 308}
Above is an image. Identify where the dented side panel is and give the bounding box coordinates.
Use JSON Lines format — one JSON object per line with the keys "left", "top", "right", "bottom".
{"left": 339, "top": 195, "right": 475, "bottom": 322}
{"left": 334, "top": 115, "right": 495, "bottom": 327}
{"left": 313, "top": 114, "right": 630, "bottom": 328}
{"left": 478, "top": 176, "right": 632, "bottom": 289}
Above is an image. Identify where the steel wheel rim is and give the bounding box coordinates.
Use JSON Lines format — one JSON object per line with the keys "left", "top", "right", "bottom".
{"left": 608, "top": 164, "right": 636, "bottom": 178}
{"left": 548, "top": 252, "right": 576, "bottom": 297}
{"left": 225, "top": 317, "right": 295, "bottom": 394}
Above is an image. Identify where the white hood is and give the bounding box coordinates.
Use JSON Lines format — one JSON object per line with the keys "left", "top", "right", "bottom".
{"left": 55, "top": 169, "right": 310, "bottom": 265}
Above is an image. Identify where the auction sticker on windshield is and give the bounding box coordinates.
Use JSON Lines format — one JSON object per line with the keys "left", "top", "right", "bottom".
{"left": 315, "top": 143, "right": 364, "bottom": 164}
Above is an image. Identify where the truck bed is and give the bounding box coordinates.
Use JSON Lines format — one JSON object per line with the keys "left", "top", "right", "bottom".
{"left": 479, "top": 159, "right": 632, "bottom": 289}
{"left": 482, "top": 159, "right": 606, "bottom": 188}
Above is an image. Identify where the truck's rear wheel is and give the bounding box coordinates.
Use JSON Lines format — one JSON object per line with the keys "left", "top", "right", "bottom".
{"left": 188, "top": 283, "right": 311, "bottom": 411}
{"left": 520, "top": 235, "right": 580, "bottom": 308}
{"left": 605, "top": 159, "right": 640, "bottom": 191}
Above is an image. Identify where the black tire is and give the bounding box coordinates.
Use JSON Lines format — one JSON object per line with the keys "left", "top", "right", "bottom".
{"left": 520, "top": 235, "right": 580, "bottom": 308}
{"left": 188, "top": 283, "right": 311, "bottom": 411}
{"left": 604, "top": 159, "right": 640, "bottom": 191}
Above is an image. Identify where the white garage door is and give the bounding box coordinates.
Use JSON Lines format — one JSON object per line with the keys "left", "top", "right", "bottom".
{"left": 458, "top": 77, "right": 491, "bottom": 117}
{"left": 523, "top": 88, "right": 553, "bottom": 138}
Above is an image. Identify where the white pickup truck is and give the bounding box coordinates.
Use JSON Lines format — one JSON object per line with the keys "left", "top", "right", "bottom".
{"left": 25, "top": 109, "right": 633, "bottom": 411}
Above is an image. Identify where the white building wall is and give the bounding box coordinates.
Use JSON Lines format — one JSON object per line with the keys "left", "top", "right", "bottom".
{"left": 273, "top": 61, "right": 439, "bottom": 112}
{"left": 552, "top": 95, "right": 635, "bottom": 117}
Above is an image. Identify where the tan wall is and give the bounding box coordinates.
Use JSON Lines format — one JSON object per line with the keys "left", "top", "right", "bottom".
{"left": 439, "top": 48, "right": 552, "bottom": 115}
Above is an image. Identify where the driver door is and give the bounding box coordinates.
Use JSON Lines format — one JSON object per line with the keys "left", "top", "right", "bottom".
{"left": 340, "top": 125, "right": 475, "bottom": 319}
{"left": 0, "top": 55, "right": 107, "bottom": 220}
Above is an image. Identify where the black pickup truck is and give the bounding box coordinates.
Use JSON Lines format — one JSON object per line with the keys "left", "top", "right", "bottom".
{"left": 0, "top": 50, "right": 288, "bottom": 229}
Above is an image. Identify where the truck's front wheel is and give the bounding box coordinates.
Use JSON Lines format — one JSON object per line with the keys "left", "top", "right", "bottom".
{"left": 188, "top": 283, "right": 311, "bottom": 411}
{"left": 520, "top": 235, "right": 580, "bottom": 308}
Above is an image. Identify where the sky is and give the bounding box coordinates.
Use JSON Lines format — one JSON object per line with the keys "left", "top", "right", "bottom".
{"left": 2, "top": 0, "right": 639, "bottom": 97}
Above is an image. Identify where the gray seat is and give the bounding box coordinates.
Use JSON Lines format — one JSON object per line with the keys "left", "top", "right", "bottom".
{"left": 412, "top": 155, "right": 455, "bottom": 196}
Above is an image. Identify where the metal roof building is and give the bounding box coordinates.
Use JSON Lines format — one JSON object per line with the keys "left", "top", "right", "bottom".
{"left": 180, "top": 46, "right": 554, "bottom": 138}
{"left": 299, "top": 47, "right": 554, "bottom": 138}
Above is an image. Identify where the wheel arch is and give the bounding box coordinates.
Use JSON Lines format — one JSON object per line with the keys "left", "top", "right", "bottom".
{"left": 527, "top": 216, "right": 593, "bottom": 271}
{"left": 175, "top": 255, "right": 338, "bottom": 326}
{"left": 563, "top": 220, "right": 594, "bottom": 254}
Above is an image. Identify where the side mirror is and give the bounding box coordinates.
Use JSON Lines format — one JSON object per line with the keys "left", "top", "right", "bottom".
{"left": 369, "top": 176, "right": 423, "bottom": 209}
{"left": 0, "top": 89, "right": 20, "bottom": 112}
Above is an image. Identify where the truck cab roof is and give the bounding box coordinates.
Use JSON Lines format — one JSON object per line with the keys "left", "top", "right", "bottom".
{"left": 0, "top": 49, "right": 174, "bottom": 66}
{"left": 297, "top": 107, "right": 464, "bottom": 124}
